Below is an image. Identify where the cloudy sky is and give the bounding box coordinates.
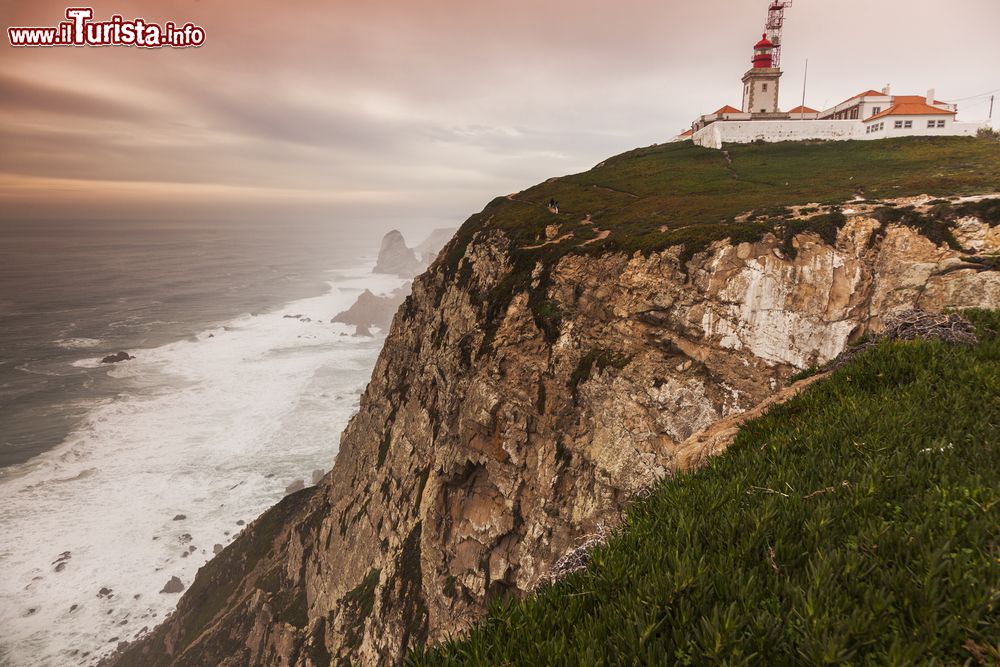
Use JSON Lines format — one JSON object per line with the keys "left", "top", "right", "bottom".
{"left": 1, "top": 0, "right": 998, "bottom": 228}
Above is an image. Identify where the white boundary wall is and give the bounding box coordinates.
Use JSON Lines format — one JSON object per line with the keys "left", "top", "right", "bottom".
{"left": 693, "top": 120, "right": 864, "bottom": 149}
{"left": 692, "top": 119, "right": 991, "bottom": 150}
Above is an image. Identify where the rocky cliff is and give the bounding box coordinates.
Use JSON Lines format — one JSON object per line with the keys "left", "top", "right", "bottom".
{"left": 108, "top": 140, "right": 1000, "bottom": 666}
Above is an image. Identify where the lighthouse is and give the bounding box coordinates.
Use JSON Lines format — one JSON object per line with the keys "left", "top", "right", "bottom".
{"left": 741, "top": 33, "right": 782, "bottom": 114}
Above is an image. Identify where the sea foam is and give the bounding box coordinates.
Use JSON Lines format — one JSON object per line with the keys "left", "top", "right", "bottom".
{"left": 0, "top": 265, "right": 405, "bottom": 666}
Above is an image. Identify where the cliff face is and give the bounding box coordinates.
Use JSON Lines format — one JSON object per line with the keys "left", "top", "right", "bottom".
{"left": 109, "top": 197, "right": 1000, "bottom": 666}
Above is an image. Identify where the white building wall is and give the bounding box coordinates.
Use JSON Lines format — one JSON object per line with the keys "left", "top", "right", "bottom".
{"left": 819, "top": 94, "right": 892, "bottom": 120}
{"left": 692, "top": 119, "right": 991, "bottom": 149}
{"left": 859, "top": 99, "right": 891, "bottom": 119}
{"left": 867, "top": 116, "right": 985, "bottom": 139}
{"left": 692, "top": 120, "right": 863, "bottom": 149}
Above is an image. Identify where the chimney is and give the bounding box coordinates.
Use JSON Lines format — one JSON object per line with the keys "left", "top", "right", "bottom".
{"left": 926, "top": 88, "right": 936, "bottom": 105}
{"left": 882, "top": 83, "right": 891, "bottom": 96}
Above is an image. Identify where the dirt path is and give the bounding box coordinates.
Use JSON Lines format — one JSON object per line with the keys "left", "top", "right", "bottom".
{"left": 521, "top": 233, "right": 575, "bottom": 250}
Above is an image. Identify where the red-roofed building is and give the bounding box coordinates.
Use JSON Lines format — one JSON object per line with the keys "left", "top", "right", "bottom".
{"left": 787, "top": 105, "right": 820, "bottom": 119}
{"left": 862, "top": 97, "right": 958, "bottom": 138}
{"left": 817, "top": 86, "right": 956, "bottom": 121}
{"left": 676, "top": 18, "right": 991, "bottom": 148}
{"left": 688, "top": 104, "right": 753, "bottom": 134}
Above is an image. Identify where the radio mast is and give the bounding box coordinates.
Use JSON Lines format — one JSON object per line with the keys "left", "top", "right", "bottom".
{"left": 765, "top": 1, "right": 793, "bottom": 68}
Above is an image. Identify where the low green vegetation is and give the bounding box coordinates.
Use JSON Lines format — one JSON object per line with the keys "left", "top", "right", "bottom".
{"left": 871, "top": 203, "right": 963, "bottom": 250}
{"left": 411, "top": 310, "right": 1000, "bottom": 666}
{"left": 441, "top": 137, "right": 1000, "bottom": 277}
{"left": 784, "top": 364, "right": 822, "bottom": 385}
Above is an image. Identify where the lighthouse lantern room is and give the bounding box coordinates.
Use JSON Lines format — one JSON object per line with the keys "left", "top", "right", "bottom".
{"left": 741, "top": 33, "right": 782, "bottom": 113}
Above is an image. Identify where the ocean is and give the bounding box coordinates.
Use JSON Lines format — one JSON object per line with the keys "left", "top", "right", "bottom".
{"left": 0, "top": 218, "right": 423, "bottom": 666}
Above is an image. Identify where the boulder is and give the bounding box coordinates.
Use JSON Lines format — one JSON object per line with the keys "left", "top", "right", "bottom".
{"left": 159, "top": 576, "right": 184, "bottom": 594}
{"left": 101, "top": 352, "right": 134, "bottom": 364}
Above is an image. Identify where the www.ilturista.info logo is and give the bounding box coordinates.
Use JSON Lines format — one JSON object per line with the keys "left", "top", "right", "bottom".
{"left": 8, "top": 7, "right": 205, "bottom": 48}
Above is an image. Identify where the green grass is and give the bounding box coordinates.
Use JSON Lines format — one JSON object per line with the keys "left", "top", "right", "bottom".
{"left": 440, "top": 137, "right": 1000, "bottom": 274}
{"left": 410, "top": 310, "right": 1000, "bottom": 666}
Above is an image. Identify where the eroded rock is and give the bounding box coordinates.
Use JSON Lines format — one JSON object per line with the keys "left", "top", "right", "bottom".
{"left": 159, "top": 577, "right": 184, "bottom": 594}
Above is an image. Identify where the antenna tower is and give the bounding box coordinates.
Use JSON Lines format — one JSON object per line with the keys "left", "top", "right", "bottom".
{"left": 765, "top": 1, "right": 793, "bottom": 68}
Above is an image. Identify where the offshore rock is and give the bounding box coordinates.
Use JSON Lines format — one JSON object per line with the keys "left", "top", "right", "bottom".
{"left": 332, "top": 287, "right": 409, "bottom": 333}
{"left": 373, "top": 230, "right": 422, "bottom": 278}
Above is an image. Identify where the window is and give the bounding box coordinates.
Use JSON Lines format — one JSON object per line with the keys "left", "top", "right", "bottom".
{"left": 904, "top": 120, "right": 913, "bottom": 128}
{"left": 872, "top": 107, "right": 882, "bottom": 115}
{"left": 928, "top": 120, "right": 936, "bottom": 128}
{"left": 894, "top": 120, "right": 904, "bottom": 128}
{"left": 867, "top": 126, "right": 871, "bottom": 134}
{"left": 937, "top": 120, "right": 946, "bottom": 127}
{"left": 762, "top": 83, "right": 768, "bottom": 91}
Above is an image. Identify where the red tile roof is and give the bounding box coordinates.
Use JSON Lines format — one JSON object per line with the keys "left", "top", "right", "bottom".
{"left": 713, "top": 105, "right": 742, "bottom": 115}
{"left": 833, "top": 89, "right": 890, "bottom": 108}
{"left": 679, "top": 129, "right": 694, "bottom": 137}
{"left": 892, "top": 95, "right": 949, "bottom": 106}
{"left": 787, "top": 105, "right": 819, "bottom": 114}
{"left": 867, "top": 101, "right": 957, "bottom": 121}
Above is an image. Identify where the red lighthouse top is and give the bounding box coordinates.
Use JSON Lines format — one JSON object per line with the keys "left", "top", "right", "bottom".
{"left": 752, "top": 33, "right": 775, "bottom": 68}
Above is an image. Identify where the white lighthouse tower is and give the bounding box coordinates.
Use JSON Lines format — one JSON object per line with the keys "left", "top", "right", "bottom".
{"left": 741, "top": 33, "right": 782, "bottom": 114}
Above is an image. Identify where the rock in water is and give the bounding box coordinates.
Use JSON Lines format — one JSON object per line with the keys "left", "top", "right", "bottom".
{"left": 285, "top": 479, "right": 305, "bottom": 494}
{"left": 101, "top": 351, "right": 135, "bottom": 364}
{"left": 331, "top": 287, "right": 409, "bottom": 332}
{"left": 373, "top": 230, "right": 422, "bottom": 277}
{"left": 311, "top": 469, "right": 325, "bottom": 485}
{"left": 159, "top": 577, "right": 184, "bottom": 594}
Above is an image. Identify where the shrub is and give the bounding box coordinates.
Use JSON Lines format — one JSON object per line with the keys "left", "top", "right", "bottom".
{"left": 977, "top": 126, "right": 1000, "bottom": 142}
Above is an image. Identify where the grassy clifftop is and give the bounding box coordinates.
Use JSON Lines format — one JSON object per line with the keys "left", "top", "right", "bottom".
{"left": 411, "top": 309, "right": 1000, "bottom": 665}
{"left": 434, "top": 137, "right": 1000, "bottom": 356}
{"left": 441, "top": 137, "right": 1000, "bottom": 274}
